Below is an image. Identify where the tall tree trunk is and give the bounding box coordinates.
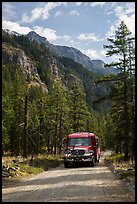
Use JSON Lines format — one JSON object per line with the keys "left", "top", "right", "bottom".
{"left": 52, "top": 112, "right": 58, "bottom": 155}
{"left": 23, "top": 91, "right": 28, "bottom": 158}
{"left": 58, "top": 107, "right": 63, "bottom": 154}
{"left": 123, "top": 54, "right": 129, "bottom": 161}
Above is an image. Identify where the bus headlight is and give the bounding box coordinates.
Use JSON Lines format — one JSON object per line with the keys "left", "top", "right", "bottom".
{"left": 85, "top": 150, "right": 94, "bottom": 156}
{"left": 64, "top": 150, "right": 71, "bottom": 157}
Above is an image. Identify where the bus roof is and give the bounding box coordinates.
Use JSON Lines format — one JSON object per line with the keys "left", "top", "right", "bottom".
{"left": 67, "top": 132, "right": 96, "bottom": 138}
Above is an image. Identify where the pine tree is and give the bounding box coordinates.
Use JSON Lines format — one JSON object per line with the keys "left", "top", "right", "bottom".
{"left": 103, "top": 21, "right": 135, "bottom": 161}
{"left": 68, "top": 83, "right": 91, "bottom": 132}
{"left": 45, "top": 80, "right": 69, "bottom": 154}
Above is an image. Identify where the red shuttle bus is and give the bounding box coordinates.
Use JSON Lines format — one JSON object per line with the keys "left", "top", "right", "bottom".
{"left": 63, "top": 132, "right": 100, "bottom": 168}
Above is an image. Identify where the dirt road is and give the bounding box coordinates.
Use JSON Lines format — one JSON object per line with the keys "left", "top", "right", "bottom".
{"left": 2, "top": 151, "right": 135, "bottom": 202}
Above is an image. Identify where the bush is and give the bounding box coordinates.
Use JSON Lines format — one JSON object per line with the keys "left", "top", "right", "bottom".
{"left": 33, "top": 154, "right": 63, "bottom": 169}
{"left": 105, "top": 153, "right": 124, "bottom": 163}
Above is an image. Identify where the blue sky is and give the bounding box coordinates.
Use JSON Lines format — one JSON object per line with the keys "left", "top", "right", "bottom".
{"left": 2, "top": 2, "right": 135, "bottom": 63}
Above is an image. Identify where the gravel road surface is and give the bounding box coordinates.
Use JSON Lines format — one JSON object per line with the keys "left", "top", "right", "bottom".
{"left": 2, "top": 151, "right": 135, "bottom": 202}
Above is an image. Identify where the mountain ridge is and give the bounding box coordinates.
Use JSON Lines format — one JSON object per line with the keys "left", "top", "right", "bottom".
{"left": 4, "top": 29, "right": 117, "bottom": 76}
{"left": 26, "top": 31, "right": 117, "bottom": 75}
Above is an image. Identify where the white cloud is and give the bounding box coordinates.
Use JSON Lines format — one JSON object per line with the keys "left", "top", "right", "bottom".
{"left": 106, "top": 3, "right": 135, "bottom": 38}
{"left": 75, "top": 2, "right": 82, "bottom": 6}
{"left": 68, "top": 10, "right": 80, "bottom": 16}
{"left": 33, "top": 26, "right": 73, "bottom": 43}
{"left": 107, "top": 16, "right": 135, "bottom": 39}
{"left": 22, "top": 8, "right": 44, "bottom": 23}
{"left": 62, "top": 35, "right": 72, "bottom": 42}
{"left": 106, "top": 25, "right": 116, "bottom": 39}
{"left": 77, "top": 33, "right": 104, "bottom": 42}
{"left": 82, "top": 49, "right": 106, "bottom": 60}
{"left": 2, "top": 20, "right": 31, "bottom": 34}
{"left": 90, "top": 2, "right": 106, "bottom": 7}
{"left": 114, "top": 3, "right": 135, "bottom": 17}
{"left": 114, "top": 6, "right": 123, "bottom": 16}
{"left": 55, "top": 10, "right": 63, "bottom": 17}
{"left": 33, "top": 26, "right": 58, "bottom": 41}
{"left": 22, "top": 2, "right": 67, "bottom": 23}
{"left": 2, "top": 19, "right": 73, "bottom": 43}
{"left": 124, "top": 3, "right": 135, "bottom": 15}
{"left": 120, "top": 14, "right": 135, "bottom": 36}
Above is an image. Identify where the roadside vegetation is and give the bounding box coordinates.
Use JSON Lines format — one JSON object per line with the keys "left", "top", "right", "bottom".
{"left": 2, "top": 154, "right": 63, "bottom": 180}
{"left": 104, "top": 151, "right": 135, "bottom": 184}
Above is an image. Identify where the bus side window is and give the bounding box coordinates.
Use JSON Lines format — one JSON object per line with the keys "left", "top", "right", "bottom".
{"left": 90, "top": 138, "right": 93, "bottom": 146}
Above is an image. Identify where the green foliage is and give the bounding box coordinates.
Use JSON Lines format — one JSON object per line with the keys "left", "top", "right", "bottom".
{"left": 105, "top": 153, "right": 124, "bottom": 163}
{"left": 58, "top": 56, "right": 109, "bottom": 113}
{"left": 18, "top": 163, "right": 43, "bottom": 175}
{"left": 103, "top": 21, "right": 135, "bottom": 160}
{"left": 33, "top": 154, "right": 63, "bottom": 169}
{"left": 2, "top": 62, "right": 26, "bottom": 155}
{"left": 2, "top": 30, "right": 18, "bottom": 47}
{"left": 2, "top": 29, "right": 109, "bottom": 157}
{"left": 68, "top": 83, "right": 90, "bottom": 132}
{"left": 2, "top": 154, "right": 63, "bottom": 178}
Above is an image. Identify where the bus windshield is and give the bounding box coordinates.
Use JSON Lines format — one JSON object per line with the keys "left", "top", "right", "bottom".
{"left": 68, "top": 137, "right": 90, "bottom": 146}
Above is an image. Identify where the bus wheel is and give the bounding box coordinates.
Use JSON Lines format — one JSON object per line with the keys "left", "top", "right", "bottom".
{"left": 90, "top": 160, "right": 94, "bottom": 167}
{"left": 64, "top": 162, "right": 69, "bottom": 168}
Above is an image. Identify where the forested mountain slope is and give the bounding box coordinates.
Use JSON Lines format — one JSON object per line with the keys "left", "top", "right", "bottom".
{"left": 2, "top": 29, "right": 112, "bottom": 156}
{"left": 2, "top": 29, "right": 112, "bottom": 112}
{"left": 27, "top": 31, "right": 117, "bottom": 75}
